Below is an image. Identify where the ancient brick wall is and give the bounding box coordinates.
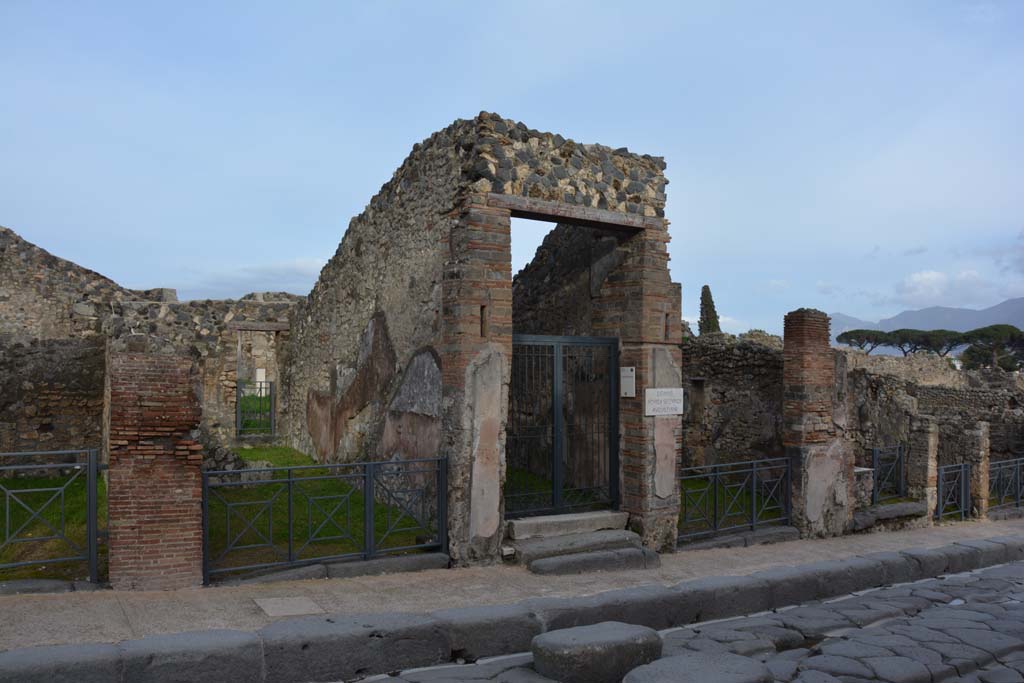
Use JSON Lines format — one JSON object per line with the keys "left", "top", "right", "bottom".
{"left": 0, "top": 338, "right": 106, "bottom": 453}
{"left": 106, "top": 351, "right": 203, "bottom": 590}
{"left": 679, "top": 334, "right": 784, "bottom": 467}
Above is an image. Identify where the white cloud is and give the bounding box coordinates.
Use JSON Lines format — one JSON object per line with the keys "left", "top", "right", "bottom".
{"left": 177, "top": 258, "right": 325, "bottom": 300}
{"left": 891, "top": 268, "right": 996, "bottom": 308}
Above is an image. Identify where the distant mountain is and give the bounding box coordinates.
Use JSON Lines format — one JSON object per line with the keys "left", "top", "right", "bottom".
{"left": 829, "top": 297, "right": 1024, "bottom": 345}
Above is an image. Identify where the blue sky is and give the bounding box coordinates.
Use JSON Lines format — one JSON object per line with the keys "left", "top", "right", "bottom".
{"left": 2, "top": 1, "right": 1022, "bottom": 334}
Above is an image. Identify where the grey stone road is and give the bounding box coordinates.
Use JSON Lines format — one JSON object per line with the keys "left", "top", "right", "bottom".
{"left": 376, "top": 561, "right": 1024, "bottom": 682}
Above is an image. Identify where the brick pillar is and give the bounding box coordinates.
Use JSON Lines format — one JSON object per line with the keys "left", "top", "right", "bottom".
{"left": 907, "top": 416, "right": 938, "bottom": 519}
{"left": 106, "top": 351, "right": 204, "bottom": 589}
{"left": 966, "top": 421, "right": 991, "bottom": 519}
{"left": 602, "top": 227, "right": 682, "bottom": 551}
{"left": 440, "top": 194, "right": 512, "bottom": 563}
{"left": 783, "top": 308, "right": 851, "bottom": 537}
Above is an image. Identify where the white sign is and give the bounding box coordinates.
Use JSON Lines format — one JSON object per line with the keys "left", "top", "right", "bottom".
{"left": 620, "top": 367, "right": 636, "bottom": 398}
{"left": 645, "top": 388, "right": 685, "bottom": 416}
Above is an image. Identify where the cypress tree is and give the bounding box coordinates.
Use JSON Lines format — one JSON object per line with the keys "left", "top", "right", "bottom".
{"left": 698, "top": 285, "right": 721, "bottom": 335}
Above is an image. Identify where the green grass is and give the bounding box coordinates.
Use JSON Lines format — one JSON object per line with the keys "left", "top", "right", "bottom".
{"left": 2, "top": 446, "right": 440, "bottom": 583}
{"left": 206, "top": 446, "right": 439, "bottom": 578}
{"left": 0, "top": 472, "right": 108, "bottom": 582}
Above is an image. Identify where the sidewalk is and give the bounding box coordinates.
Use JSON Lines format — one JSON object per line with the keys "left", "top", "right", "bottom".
{"left": 2, "top": 518, "right": 1023, "bottom": 652}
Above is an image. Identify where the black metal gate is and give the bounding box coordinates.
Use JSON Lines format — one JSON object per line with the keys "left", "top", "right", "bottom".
{"left": 504, "top": 335, "right": 619, "bottom": 518}
{"left": 237, "top": 380, "right": 275, "bottom": 436}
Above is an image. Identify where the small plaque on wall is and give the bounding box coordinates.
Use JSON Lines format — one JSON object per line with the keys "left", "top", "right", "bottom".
{"left": 645, "top": 388, "right": 685, "bottom": 416}
{"left": 620, "top": 367, "right": 636, "bottom": 398}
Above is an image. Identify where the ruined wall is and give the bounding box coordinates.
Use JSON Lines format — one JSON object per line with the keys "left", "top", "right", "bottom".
{"left": 106, "top": 298, "right": 295, "bottom": 452}
{"left": 0, "top": 338, "right": 105, "bottom": 452}
{"left": 281, "top": 120, "right": 474, "bottom": 465}
{"left": 0, "top": 226, "right": 175, "bottom": 343}
{"left": 678, "top": 334, "right": 784, "bottom": 467}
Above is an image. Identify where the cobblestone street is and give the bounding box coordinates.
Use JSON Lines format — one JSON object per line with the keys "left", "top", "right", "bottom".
{"left": 381, "top": 560, "right": 1024, "bottom": 682}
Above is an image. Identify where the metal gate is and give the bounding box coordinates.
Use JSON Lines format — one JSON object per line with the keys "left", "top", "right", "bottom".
{"left": 504, "top": 335, "right": 619, "bottom": 518}
{"left": 0, "top": 449, "right": 101, "bottom": 582}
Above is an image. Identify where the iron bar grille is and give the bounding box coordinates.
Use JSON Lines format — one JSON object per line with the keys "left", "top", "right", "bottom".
{"left": 989, "top": 457, "right": 1024, "bottom": 511}
{"left": 237, "top": 380, "right": 275, "bottom": 436}
{"left": 202, "top": 457, "right": 447, "bottom": 583}
{"left": 871, "top": 445, "right": 907, "bottom": 505}
{"left": 678, "top": 457, "right": 791, "bottom": 543}
{"left": 503, "top": 335, "right": 619, "bottom": 518}
{"left": 936, "top": 462, "right": 971, "bottom": 521}
{"left": 0, "top": 449, "right": 101, "bottom": 582}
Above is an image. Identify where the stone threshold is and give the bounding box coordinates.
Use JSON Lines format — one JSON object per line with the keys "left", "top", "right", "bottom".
{"left": 2, "top": 535, "right": 1022, "bottom": 682}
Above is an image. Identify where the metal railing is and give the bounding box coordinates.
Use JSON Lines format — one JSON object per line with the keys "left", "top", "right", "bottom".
{"left": 989, "top": 457, "right": 1024, "bottom": 511}
{"left": 870, "top": 445, "right": 906, "bottom": 505}
{"left": 202, "top": 456, "right": 447, "bottom": 583}
{"left": 678, "top": 457, "right": 791, "bottom": 543}
{"left": 237, "top": 380, "right": 275, "bottom": 436}
{"left": 0, "top": 449, "right": 101, "bottom": 582}
{"left": 936, "top": 462, "right": 971, "bottom": 521}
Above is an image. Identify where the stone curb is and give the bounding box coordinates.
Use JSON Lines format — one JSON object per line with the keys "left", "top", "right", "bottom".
{"left": 2, "top": 535, "right": 1023, "bottom": 682}
{"left": 220, "top": 552, "right": 451, "bottom": 585}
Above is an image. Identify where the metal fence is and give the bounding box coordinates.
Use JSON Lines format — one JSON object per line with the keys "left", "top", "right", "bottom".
{"left": 202, "top": 456, "right": 447, "bottom": 583}
{"left": 0, "top": 449, "right": 101, "bottom": 582}
{"left": 989, "top": 457, "right": 1024, "bottom": 511}
{"left": 936, "top": 462, "right": 971, "bottom": 521}
{"left": 237, "top": 380, "right": 275, "bottom": 436}
{"left": 678, "top": 457, "right": 791, "bottom": 543}
{"left": 870, "top": 445, "right": 906, "bottom": 505}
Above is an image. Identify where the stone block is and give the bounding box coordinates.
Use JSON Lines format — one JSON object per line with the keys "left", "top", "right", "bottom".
{"left": 325, "top": 553, "right": 449, "bottom": 579}
{"left": 526, "top": 585, "right": 691, "bottom": 632}
{"left": 507, "top": 511, "right": 629, "bottom": 540}
{"left": 260, "top": 611, "right": 450, "bottom": 682}
{"left": 941, "top": 542, "right": 983, "bottom": 574}
{"left": 746, "top": 526, "right": 800, "bottom": 546}
{"left": 900, "top": 547, "right": 950, "bottom": 577}
{"left": 674, "top": 574, "right": 773, "bottom": 622}
{"left": 858, "top": 551, "right": 922, "bottom": 585}
{"left": 120, "top": 629, "right": 263, "bottom": 682}
{"left": 531, "top": 621, "right": 662, "bottom": 683}
{"left": 512, "top": 530, "right": 640, "bottom": 565}
{"left": 750, "top": 565, "right": 826, "bottom": 608}
{"left": 873, "top": 501, "right": 928, "bottom": 520}
{"left": 528, "top": 548, "right": 658, "bottom": 575}
{"left": 0, "top": 643, "right": 122, "bottom": 683}
{"left": 988, "top": 535, "right": 1024, "bottom": 562}
{"left": 955, "top": 540, "right": 1009, "bottom": 568}
{"left": 623, "top": 651, "right": 772, "bottom": 682}
{"left": 431, "top": 603, "right": 543, "bottom": 661}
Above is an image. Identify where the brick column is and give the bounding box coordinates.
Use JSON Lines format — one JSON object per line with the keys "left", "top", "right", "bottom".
{"left": 966, "top": 421, "right": 991, "bottom": 519}
{"left": 907, "top": 416, "right": 938, "bottom": 519}
{"left": 783, "top": 309, "right": 851, "bottom": 537}
{"left": 106, "top": 351, "right": 204, "bottom": 589}
{"left": 440, "top": 194, "right": 513, "bottom": 563}
{"left": 604, "top": 228, "right": 682, "bottom": 551}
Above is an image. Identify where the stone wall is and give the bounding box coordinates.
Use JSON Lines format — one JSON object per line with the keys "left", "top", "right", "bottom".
{"left": 0, "top": 225, "right": 175, "bottom": 344}
{"left": 0, "top": 338, "right": 105, "bottom": 453}
{"left": 107, "top": 298, "right": 295, "bottom": 451}
{"left": 678, "top": 334, "right": 784, "bottom": 467}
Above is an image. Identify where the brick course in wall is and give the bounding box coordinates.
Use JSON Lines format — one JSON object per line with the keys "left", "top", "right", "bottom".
{"left": 106, "top": 352, "right": 204, "bottom": 590}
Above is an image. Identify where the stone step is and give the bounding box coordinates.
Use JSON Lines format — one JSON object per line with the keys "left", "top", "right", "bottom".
{"left": 507, "top": 511, "right": 629, "bottom": 540}
{"left": 529, "top": 547, "right": 661, "bottom": 575}
{"left": 512, "top": 529, "right": 641, "bottom": 565}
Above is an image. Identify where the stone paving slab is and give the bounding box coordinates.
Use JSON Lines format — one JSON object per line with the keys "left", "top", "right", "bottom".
{"left": 0, "top": 518, "right": 1022, "bottom": 654}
